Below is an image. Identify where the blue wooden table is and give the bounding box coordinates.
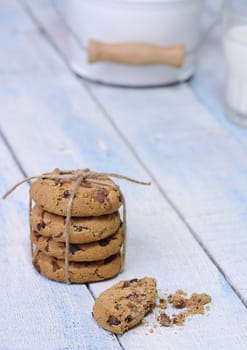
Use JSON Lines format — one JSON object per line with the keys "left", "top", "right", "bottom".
{"left": 1, "top": 1, "right": 247, "bottom": 349}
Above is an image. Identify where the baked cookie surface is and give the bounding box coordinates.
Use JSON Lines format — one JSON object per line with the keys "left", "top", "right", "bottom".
{"left": 30, "top": 205, "right": 121, "bottom": 244}
{"left": 32, "top": 249, "right": 121, "bottom": 283}
{"left": 30, "top": 172, "right": 122, "bottom": 216}
{"left": 93, "top": 277, "right": 157, "bottom": 334}
{"left": 31, "top": 226, "right": 123, "bottom": 261}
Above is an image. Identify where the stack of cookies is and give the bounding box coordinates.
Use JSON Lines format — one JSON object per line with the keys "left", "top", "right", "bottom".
{"left": 29, "top": 169, "right": 124, "bottom": 283}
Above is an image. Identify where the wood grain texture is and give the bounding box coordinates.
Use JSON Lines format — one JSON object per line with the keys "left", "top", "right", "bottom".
{"left": 3, "top": 74, "right": 247, "bottom": 350}
{"left": 0, "top": 2, "right": 121, "bottom": 350}
{"left": 0, "top": 0, "right": 63, "bottom": 73}
{"left": 0, "top": 137, "right": 122, "bottom": 350}
{"left": 89, "top": 82, "right": 247, "bottom": 303}
{"left": 24, "top": 0, "right": 247, "bottom": 307}
{"left": 0, "top": 2, "right": 247, "bottom": 350}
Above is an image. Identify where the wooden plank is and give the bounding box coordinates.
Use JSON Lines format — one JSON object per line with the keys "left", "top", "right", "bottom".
{"left": 88, "top": 82, "right": 247, "bottom": 304}
{"left": 3, "top": 75, "right": 247, "bottom": 350}
{"left": 1, "top": 4, "right": 247, "bottom": 349}
{"left": 23, "top": 0, "right": 247, "bottom": 307}
{"left": 2, "top": 75, "right": 247, "bottom": 350}
{"left": 0, "top": 136, "right": 122, "bottom": 350}
{"left": 0, "top": 0, "right": 63, "bottom": 73}
{"left": 0, "top": 2, "right": 122, "bottom": 350}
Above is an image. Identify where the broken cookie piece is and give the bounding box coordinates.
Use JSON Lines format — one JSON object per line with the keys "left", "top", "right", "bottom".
{"left": 92, "top": 277, "right": 157, "bottom": 334}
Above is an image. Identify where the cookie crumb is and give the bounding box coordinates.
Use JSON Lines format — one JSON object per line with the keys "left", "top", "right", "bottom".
{"left": 158, "top": 313, "right": 172, "bottom": 327}
{"left": 157, "top": 298, "right": 167, "bottom": 309}
{"left": 172, "top": 313, "right": 186, "bottom": 326}
{"left": 158, "top": 291, "right": 211, "bottom": 328}
{"left": 168, "top": 290, "right": 187, "bottom": 309}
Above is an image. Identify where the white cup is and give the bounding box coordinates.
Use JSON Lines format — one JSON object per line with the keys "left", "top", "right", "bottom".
{"left": 223, "top": 0, "right": 247, "bottom": 126}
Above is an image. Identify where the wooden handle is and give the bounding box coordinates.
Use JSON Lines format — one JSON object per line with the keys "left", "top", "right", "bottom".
{"left": 88, "top": 40, "right": 185, "bottom": 67}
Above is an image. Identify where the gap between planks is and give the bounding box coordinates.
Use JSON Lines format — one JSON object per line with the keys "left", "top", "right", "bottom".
{"left": 0, "top": 124, "right": 125, "bottom": 349}
{"left": 16, "top": 0, "right": 247, "bottom": 312}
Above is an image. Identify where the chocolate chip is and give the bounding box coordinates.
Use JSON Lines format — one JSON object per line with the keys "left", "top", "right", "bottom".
{"left": 122, "top": 281, "right": 130, "bottom": 288}
{"left": 73, "top": 225, "right": 84, "bottom": 232}
{"left": 51, "top": 258, "right": 60, "bottom": 272}
{"left": 98, "top": 237, "right": 110, "bottom": 247}
{"left": 69, "top": 244, "right": 80, "bottom": 254}
{"left": 40, "top": 205, "right": 45, "bottom": 209}
{"left": 125, "top": 316, "right": 132, "bottom": 323}
{"left": 122, "top": 279, "right": 138, "bottom": 288}
{"left": 45, "top": 244, "right": 49, "bottom": 252}
{"left": 37, "top": 221, "right": 46, "bottom": 231}
{"left": 35, "top": 232, "right": 42, "bottom": 239}
{"left": 104, "top": 255, "right": 115, "bottom": 264}
{"left": 107, "top": 316, "right": 121, "bottom": 326}
{"left": 63, "top": 190, "right": 71, "bottom": 198}
{"left": 95, "top": 189, "right": 108, "bottom": 203}
{"left": 130, "top": 278, "right": 138, "bottom": 283}
{"left": 33, "top": 260, "right": 40, "bottom": 273}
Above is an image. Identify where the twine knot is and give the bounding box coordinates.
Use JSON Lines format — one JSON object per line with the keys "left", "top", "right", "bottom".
{"left": 77, "top": 168, "right": 90, "bottom": 179}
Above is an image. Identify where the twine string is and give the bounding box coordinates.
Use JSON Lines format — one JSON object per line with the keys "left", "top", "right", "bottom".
{"left": 2, "top": 176, "right": 42, "bottom": 199}
{"left": 2, "top": 169, "right": 151, "bottom": 284}
{"left": 29, "top": 195, "right": 33, "bottom": 254}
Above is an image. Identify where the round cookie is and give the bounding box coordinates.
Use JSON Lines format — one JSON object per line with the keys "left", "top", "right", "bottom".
{"left": 31, "top": 227, "right": 124, "bottom": 261}
{"left": 93, "top": 278, "right": 157, "bottom": 334}
{"left": 30, "top": 205, "right": 121, "bottom": 244}
{"left": 30, "top": 171, "right": 122, "bottom": 217}
{"left": 32, "top": 249, "right": 122, "bottom": 283}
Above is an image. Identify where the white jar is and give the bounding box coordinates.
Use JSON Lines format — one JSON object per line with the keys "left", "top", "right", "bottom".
{"left": 223, "top": 0, "right": 247, "bottom": 126}
{"left": 68, "top": 0, "right": 203, "bottom": 86}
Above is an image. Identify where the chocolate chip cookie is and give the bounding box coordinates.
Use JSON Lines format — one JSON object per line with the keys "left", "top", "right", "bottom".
{"left": 30, "top": 172, "right": 122, "bottom": 216}
{"left": 31, "top": 226, "right": 123, "bottom": 261}
{"left": 30, "top": 205, "right": 121, "bottom": 244}
{"left": 92, "top": 277, "right": 157, "bottom": 334}
{"left": 32, "top": 249, "right": 121, "bottom": 283}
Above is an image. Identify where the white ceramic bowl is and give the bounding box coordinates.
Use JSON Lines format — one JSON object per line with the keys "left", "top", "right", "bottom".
{"left": 68, "top": 0, "right": 203, "bottom": 86}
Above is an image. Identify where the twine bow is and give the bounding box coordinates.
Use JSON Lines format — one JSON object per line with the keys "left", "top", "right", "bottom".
{"left": 2, "top": 168, "right": 151, "bottom": 284}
